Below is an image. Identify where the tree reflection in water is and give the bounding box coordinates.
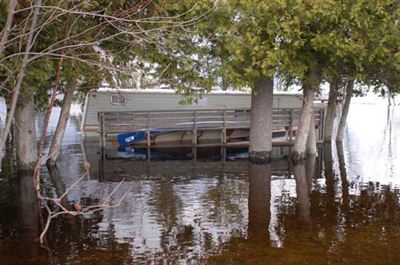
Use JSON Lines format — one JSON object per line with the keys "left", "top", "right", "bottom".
{"left": 294, "top": 156, "right": 315, "bottom": 224}
{"left": 16, "top": 171, "right": 41, "bottom": 260}
{"left": 3, "top": 144, "right": 400, "bottom": 264}
{"left": 248, "top": 163, "right": 271, "bottom": 243}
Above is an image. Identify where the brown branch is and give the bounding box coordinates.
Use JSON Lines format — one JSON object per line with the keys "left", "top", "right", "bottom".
{"left": 38, "top": 162, "right": 130, "bottom": 245}
{"left": 0, "top": 0, "right": 17, "bottom": 56}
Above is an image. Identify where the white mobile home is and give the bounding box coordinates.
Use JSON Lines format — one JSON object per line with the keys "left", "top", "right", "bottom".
{"left": 81, "top": 89, "right": 306, "bottom": 135}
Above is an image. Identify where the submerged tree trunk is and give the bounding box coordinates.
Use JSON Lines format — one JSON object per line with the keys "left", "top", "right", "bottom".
{"left": 324, "top": 76, "right": 339, "bottom": 142}
{"left": 336, "top": 79, "right": 354, "bottom": 142}
{"left": 249, "top": 78, "right": 273, "bottom": 163}
{"left": 47, "top": 88, "right": 74, "bottom": 166}
{"left": 291, "top": 83, "right": 315, "bottom": 161}
{"left": 15, "top": 90, "right": 37, "bottom": 170}
{"left": 306, "top": 113, "right": 317, "bottom": 156}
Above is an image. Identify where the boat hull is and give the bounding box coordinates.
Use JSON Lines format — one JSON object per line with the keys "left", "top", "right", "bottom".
{"left": 118, "top": 127, "right": 295, "bottom": 149}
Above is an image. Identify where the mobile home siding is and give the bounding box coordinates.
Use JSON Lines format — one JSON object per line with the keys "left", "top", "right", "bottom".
{"left": 82, "top": 90, "right": 304, "bottom": 133}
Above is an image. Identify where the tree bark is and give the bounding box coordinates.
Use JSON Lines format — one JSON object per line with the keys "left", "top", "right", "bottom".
{"left": 249, "top": 78, "right": 273, "bottom": 163}
{"left": 47, "top": 88, "right": 74, "bottom": 166}
{"left": 0, "top": 0, "right": 17, "bottom": 57}
{"left": 324, "top": 75, "right": 339, "bottom": 142}
{"left": 306, "top": 113, "right": 317, "bottom": 156}
{"left": 15, "top": 90, "right": 37, "bottom": 170}
{"left": 336, "top": 79, "right": 354, "bottom": 142}
{"left": 291, "top": 83, "right": 315, "bottom": 161}
{"left": 0, "top": 0, "right": 42, "bottom": 164}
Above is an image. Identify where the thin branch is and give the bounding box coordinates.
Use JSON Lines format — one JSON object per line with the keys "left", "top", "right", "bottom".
{"left": 38, "top": 163, "right": 130, "bottom": 245}
{"left": 0, "top": 0, "right": 17, "bottom": 56}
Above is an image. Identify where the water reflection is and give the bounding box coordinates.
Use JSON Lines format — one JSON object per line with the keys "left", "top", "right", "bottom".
{"left": 293, "top": 157, "right": 314, "bottom": 224}
{"left": 337, "top": 142, "right": 350, "bottom": 212}
{"left": 1, "top": 100, "right": 400, "bottom": 264}
{"left": 248, "top": 163, "right": 271, "bottom": 242}
{"left": 16, "top": 171, "right": 41, "bottom": 259}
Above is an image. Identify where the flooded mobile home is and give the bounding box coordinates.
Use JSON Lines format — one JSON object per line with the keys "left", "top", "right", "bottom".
{"left": 81, "top": 89, "right": 326, "bottom": 154}
{"left": 81, "top": 89, "right": 309, "bottom": 135}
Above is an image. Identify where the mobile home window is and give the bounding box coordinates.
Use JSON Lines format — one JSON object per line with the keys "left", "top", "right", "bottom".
{"left": 110, "top": 94, "right": 126, "bottom": 105}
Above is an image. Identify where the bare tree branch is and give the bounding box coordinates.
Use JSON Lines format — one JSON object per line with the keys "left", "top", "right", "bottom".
{"left": 0, "top": 0, "right": 17, "bottom": 56}
{"left": 38, "top": 162, "right": 130, "bottom": 245}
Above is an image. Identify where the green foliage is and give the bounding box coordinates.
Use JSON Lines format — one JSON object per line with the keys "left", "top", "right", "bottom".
{"left": 145, "top": 0, "right": 399, "bottom": 95}
{"left": 1, "top": 0, "right": 399, "bottom": 106}
{"left": 1, "top": 0, "right": 204, "bottom": 107}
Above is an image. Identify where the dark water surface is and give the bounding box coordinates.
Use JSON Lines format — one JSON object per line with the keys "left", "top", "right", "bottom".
{"left": 1, "top": 98, "right": 400, "bottom": 265}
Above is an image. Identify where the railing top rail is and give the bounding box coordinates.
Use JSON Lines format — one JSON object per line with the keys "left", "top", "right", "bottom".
{"left": 97, "top": 107, "right": 326, "bottom": 117}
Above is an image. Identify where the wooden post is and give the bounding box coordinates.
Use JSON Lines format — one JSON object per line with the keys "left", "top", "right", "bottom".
{"left": 222, "top": 110, "right": 227, "bottom": 146}
{"left": 289, "top": 109, "right": 293, "bottom": 141}
{"left": 146, "top": 112, "right": 151, "bottom": 147}
{"left": 99, "top": 113, "right": 106, "bottom": 163}
{"left": 193, "top": 111, "right": 197, "bottom": 146}
{"left": 147, "top": 147, "right": 151, "bottom": 163}
{"left": 221, "top": 110, "right": 227, "bottom": 158}
{"left": 221, "top": 146, "right": 226, "bottom": 161}
{"left": 99, "top": 113, "right": 103, "bottom": 148}
{"left": 99, "top": 149, "right": 105, "bottom": 181}
{"left": 99, "top": 113, "right": 106, "bottom": 148}
{"left": 319, "top": 108, "right": 325, "bottom": 141}
{"left": 192, "top": 147, "right": 197, "bottom": 161}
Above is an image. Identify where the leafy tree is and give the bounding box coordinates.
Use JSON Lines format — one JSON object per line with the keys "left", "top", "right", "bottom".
{"left": 0, "top": 0, "right": 204, "bottom": 169}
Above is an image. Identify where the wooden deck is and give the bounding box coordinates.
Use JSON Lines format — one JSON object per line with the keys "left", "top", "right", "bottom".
{"left": 98, "top": 108, "right": 325, "bottom": 149}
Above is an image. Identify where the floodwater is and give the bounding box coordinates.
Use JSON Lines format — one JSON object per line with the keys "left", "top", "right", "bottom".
{"left": 1, "top": 96, "right": 400, "bottom": 265}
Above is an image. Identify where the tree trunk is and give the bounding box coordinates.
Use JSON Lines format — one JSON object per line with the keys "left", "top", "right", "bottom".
{"left": 36, "top": 12, "right": 72, "bottom": 171}
{"left": 336, "top": 79, "right": 354, "bottom": 142}
{"left": 0, "top": 0, "right": 42, "bottom": 164}
{"left": 305, "top": 154, "right": 316, "bottom": 191}
{"left": 15, "top": 90, "right": 37, "bottom": 170}
{"left": 47, "top": 88, "right": 74, "bottom": 166}
{"left": 306, "top": 114, "right": 317, "bottom": 156}
{"left": 291, "top": 83, "right": 315, "bottom": 161}
{"left": 0, "top": 0, "right": 17, "bottom": 56}
{"left": 249, "top": 78, "right": 273, "bottom": 163}
{"left": 324, "top": 76, "right": 339, "bottom": 142}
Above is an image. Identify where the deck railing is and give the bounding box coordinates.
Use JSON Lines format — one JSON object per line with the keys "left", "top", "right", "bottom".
{"left": 98, "top": 108, "right": 325, "bottom": 148}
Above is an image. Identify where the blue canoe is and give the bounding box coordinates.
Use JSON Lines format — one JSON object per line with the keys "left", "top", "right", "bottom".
{"left": 117, "top": 130, "right": 171, "bottom": 149}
